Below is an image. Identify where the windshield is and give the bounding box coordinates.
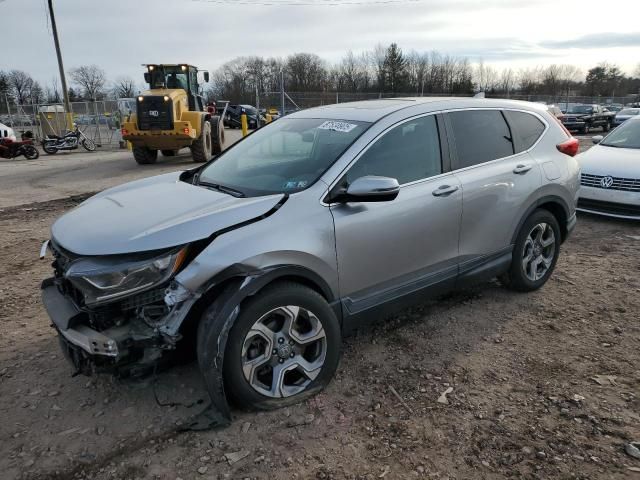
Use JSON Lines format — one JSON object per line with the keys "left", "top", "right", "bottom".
{"left": 241, "top": 106, "right": 257, "bottom": 116}
{"left": 198, "top": 118, "right": 371, "bottom": 196}
{"left": 567, "top": 105, "right": 593, "bottom": 114}
{"left": 618, "top": 109, "right": 640, "bottom": 116}
{"left": 149, "top": 66, "right": 189, "bottom": 90}
{"left": 601, "top": 119, "right": 640, "bottom": 149}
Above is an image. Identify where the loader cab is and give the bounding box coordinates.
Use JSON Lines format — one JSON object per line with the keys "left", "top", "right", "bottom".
{"left": 143, "top": 64, "right": 209, "bottom": 112}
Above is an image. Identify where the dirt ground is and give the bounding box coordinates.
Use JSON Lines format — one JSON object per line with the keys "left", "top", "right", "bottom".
{"left": 1, "top": 192, "right": 640, "bottom": 480}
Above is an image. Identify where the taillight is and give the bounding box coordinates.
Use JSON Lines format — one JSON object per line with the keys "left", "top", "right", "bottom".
{"left": 183, "top": 127, "right": 190, "bottom": 135}
{"left": 121, "top": 128, "right": 128, "bottom": 136}
{"left": 556, "top": 137, "right": 579, "bottom": 157}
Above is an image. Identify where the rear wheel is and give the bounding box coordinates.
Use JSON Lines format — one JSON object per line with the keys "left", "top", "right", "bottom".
{"left": 161, "top": 149, "right": 179, "bottom": 157}
{"left": 43, "top": 142, "right": 57, "bottom": 155}
{"left": 133, "top": 146, "right": 158, "bottom": 165}
{"left": 500, "top": 209, "right": 561, "bottom": 292}
{"left": 202, "top": 282, "right": 341, "bottom": 411}
{"left": 191, "top": 120, "right": 212, "bottom": 163}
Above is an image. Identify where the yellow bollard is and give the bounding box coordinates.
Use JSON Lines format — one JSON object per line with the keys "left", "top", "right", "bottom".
{"left": 265, "top": 114, "right": 272, "bottom": 124}
{"left": 241, "top": 113, "right": 248, "bottom": 137}
{"left": 127, "top": 141, "right": 132, "bottom": 151}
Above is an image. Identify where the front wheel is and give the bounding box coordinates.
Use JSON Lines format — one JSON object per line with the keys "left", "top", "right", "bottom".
{"left": 132, "top": 146, "right": 158, "bottom": 165}
{"left": 603, "top": 121, "right": 611, "bottom": 132}
{"left": 23, "top": 145, "right": 39, "bottom": 159}
{"left": 191, "top": 120, "right": 212, "bottom": 162}
{"left": 202, "top": 282, "right": 341, "bottom": 411}
{"left": 500, "top": 209, "right": 561, "bottom": 292}
{"left": 81, "top": 138, "right": 96, "bottom": 152}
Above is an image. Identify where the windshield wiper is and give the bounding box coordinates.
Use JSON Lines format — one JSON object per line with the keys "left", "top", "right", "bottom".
{"left": 198, "top": 181, "right": 246, "bottom": 198}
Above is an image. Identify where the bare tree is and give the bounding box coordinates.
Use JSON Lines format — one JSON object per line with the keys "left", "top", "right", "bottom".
{"left": 369, "top": 43, "right": 388, "bottom": 92}
{"left": 498, "top": 68, "right": 515, "bottom": 96}
{"left": 8, "top": 70, "right": 34, "bottom": 104}
{"left": 285, "top": 53, "right": 327, "bottom": 91}
{"left": 69, "top": 65, "right": 107, "bottom": 100}
{"left": 113, "top": 76, "right": 136, "bottom": 98}
{"left": 45, "top": 77, "right": 62, "bottom": 103}
{"left": 475, "top": 60, "right": 498, "bottom": 92}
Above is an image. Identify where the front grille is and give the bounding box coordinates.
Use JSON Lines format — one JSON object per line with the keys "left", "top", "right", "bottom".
{"left": 137, "top": 96, "right": 173, "bottom": 130}
{"left": 581, "top": 173, "right": 640, "bottom": 192}
{"left": 578, "top": 198, "right": 640, "bottom": 217}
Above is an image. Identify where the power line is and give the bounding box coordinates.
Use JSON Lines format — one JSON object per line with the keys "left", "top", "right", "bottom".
{"left": 192, "top": 0, "right": 425, "bottom": 5}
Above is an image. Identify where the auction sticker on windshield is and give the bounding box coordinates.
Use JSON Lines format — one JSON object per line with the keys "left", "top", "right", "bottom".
{"left": 318, "top": 121, "right": 358, "bottom": 133}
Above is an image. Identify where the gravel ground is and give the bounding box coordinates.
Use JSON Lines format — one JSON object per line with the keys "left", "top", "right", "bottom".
{"left": 1, "top": 136, "right": 639, "bottom": 480}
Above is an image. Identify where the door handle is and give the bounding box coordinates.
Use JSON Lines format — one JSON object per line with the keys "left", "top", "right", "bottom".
{"left": 513, "top": 164, "right": 533, "bottom": 174}
{"left": 432, "top": 185, "right": 459, "bottom": 197}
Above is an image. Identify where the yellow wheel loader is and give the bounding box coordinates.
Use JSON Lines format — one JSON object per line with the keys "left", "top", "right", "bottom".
{"left": 121, "top": 64, "right": 226, "bottom": 165}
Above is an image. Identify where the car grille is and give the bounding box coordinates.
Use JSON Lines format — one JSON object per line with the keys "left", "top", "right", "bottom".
{"left": 563, "top": 116, "right": 580, "bottom": 123}
{"left": 578, "top": 198, "right": 640, "bottom": 217}
{"left": 581, "top": 173, "right": 640, "bottom": 192}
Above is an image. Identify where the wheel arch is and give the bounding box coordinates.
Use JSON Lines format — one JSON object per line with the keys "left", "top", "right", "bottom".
{"left": 511, "top": 195, "right": 571, "bottom": 245}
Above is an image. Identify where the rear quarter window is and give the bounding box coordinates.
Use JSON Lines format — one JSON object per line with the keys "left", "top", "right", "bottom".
{"left": 504, "top": 110, "right": 546, "bottom": 153}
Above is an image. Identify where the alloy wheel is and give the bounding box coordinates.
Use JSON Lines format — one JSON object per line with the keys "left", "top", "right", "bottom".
{"left": 241, "top": 305, "right": 327, "bottom": 398}
{"left": 522, "top": 222, "right": 556, "bottom": 281}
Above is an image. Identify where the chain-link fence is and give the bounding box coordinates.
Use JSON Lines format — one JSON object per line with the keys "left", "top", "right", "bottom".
{"left": 0, "top": 99, "right": 135, "bottom": 150}
{"left": 258, "top": 91, "right": 640, "bottom": 114}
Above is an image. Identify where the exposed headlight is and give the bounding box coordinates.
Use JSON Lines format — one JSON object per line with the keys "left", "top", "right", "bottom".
{"left": 65, "top": 247, "right": 188, "bottom": 306}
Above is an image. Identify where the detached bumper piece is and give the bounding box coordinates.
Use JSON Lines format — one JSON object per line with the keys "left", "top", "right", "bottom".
{"left": 41, "top": 278, "right": 170, "bottom": 377}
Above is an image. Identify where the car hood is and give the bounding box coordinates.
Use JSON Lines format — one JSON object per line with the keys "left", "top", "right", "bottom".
{"left": 51, "top": 172, "right": 284, "bottom": 255}
{"left": 578, "top": 145, "right": 640, "bottom": 177}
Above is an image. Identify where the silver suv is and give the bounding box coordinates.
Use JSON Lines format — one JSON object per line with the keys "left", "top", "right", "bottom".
{"left": 41, "top": 98, "right": 580, "bottom": 422}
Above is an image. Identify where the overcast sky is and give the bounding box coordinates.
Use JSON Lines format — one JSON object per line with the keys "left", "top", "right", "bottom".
{"left": 3, "top": 0, "right": 639, "bottom": 88}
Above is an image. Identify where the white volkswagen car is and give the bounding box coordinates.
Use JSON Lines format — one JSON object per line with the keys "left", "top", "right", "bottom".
{"left": 578, "top": 116, "right": 640, "bottom": 219}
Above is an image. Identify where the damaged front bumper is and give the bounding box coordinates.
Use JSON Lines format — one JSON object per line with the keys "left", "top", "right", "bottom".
{"left": 40, "top": 277, "right": 199, "bottom": 376}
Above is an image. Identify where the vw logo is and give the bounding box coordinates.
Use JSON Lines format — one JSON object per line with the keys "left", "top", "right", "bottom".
{"left": 600, "top": 176, "right": 614, "bottom": 188}
{"left": 149, "top": 110, "right": 159, "bottom": 117}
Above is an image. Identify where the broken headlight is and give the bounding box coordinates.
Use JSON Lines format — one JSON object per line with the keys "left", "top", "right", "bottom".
{"left": 65, "top": 247, "right": 187, "bottom": 306}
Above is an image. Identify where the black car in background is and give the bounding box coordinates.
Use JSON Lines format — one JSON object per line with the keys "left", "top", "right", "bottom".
{"left": 223, "top": 104, "right": 260, "bottom": 129}
{"left": 560, "top": 104, "right": 614, "bottom": 134}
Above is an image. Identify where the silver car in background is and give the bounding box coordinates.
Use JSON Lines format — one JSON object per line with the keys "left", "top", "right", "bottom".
{"left": 578, "top": 116, "right": 640, "bottom": 219}
{"left": 612, "top": 108, "right": 640, "bottom": 127}
{"left": 41, "top": 98, "right": 580, "bottom": 423}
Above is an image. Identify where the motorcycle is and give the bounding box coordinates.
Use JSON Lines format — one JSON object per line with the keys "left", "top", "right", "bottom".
{"left": 42, "top": 124, "right": 96, "bottom": 154}
{"left": 0, "top": 137, "right": 39, "bottom": 160}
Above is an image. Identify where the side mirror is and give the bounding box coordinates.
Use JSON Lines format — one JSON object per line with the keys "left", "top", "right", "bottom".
{"left": 203, "top": 71, "right": 210, "bottom": 83}
{"left": 343, "top": 176, "right": 400, "bottom": 202}
{"left": 144, "top": 72, "right": 150, "bottom": 84}
{"left": 592, "top": 135, "right": 603, "bottom": 144}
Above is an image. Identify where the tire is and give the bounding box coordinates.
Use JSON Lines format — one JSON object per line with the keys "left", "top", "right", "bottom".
{"left": 191, "top": 120, "right": 212, "bottom": 163}
{"left": 132, "top": 146, "right": 158, "bottom": 165}
{"left": 500, "top": 209, "right": 561, "bottom": 292}
{"left": 603, "top": 121, "right": 610, "bottom": 132}
{"left": 210, "top": 116, "right": 225, "bottom": 155}
{"left": 43, "top": 142, "right": 57, "bottom": 155}
{"left": 581, "top": 124, "right": 590, "bottom": 134}
{"left": 23, "top": 145, "right": 39, "bottom": 160}
{"left": 81, "top": 138, "right": 96, "bottom": 152}
{"left": 161, "top": 149, "right": 179, "bottom": 157}
{"left": 202, "top": 281, "right": 341, "bottom": 411}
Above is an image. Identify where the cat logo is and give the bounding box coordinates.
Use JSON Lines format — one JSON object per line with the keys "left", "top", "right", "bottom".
{"left": 149, "top": 110, "right": 159, "bottom": 117}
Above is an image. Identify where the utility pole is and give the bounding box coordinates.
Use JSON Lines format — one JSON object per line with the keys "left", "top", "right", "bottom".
{"left": 47, "top": 0, "right": 73, "bottom": 129}
{"left": 280, "top": 70, "right": 285, "bottom": 117}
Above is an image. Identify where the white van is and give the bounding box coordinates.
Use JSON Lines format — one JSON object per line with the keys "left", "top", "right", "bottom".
{"left": 0, "top": 123, "right": 17, "bottom": 142}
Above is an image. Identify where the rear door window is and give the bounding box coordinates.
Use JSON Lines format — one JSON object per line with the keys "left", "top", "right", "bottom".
{"left": 504, "top": 110, "right": 546, "bottom": 153}
{"left": 448, "top": 110, "right": 514, "bottom": 168}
